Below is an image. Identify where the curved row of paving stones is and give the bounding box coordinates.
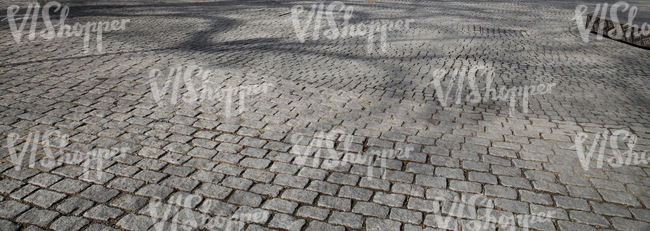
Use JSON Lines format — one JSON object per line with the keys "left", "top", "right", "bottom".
{"left": 0, "top": 0, "right": 650, "bottom": 230}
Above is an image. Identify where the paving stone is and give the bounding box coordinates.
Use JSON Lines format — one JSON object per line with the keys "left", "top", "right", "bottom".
{"left": 530, "top": 204, "right": 568, "bottom": 220}
{"left": 162, "top": 164, "right": 194, "bottom": 177}
{"left": 382, "top": 169, "right": 415, "bottom": 183}
{"left": 566, "top": 185, "right": 602, "bottom": 201}
{"left": 366, "top": 217, "right": 402, "bottom": 231}
{"left": 194, "top": 183, "right": 232, "bottom": 199}
{"left": 22, "top": 225, "right": 47, "bottom": 231}
{"left": 494, "top": 198, "right": 529, "bottom": 214}
{"left": 135, "top": 184, "right": 175, "bottom": 199}
{"left": 190, "top": 170, "right": 225, "bottom": 184}
{"left": 403, "top": 223, "right": 440, "bottom": 231}
{"left": 327, "top": 172, "right": 359, "bottom": 186}
{"left": 519, "top": 190, "right": 553, "bottom": 206}
{"left": 3, "top": 167, "right": 40, "bottom": 181}
{"left": 557, "top": 220, "right": 598, "bottom": 231}
{"left": 233, "top": 207, "right": 271, "bottom": 224}
{"left": 492, "top": 165, "right": 522, "bottom": 177}
{"left": 449, "top": 180, "right": 482, "bottom": 193}
{"left": 554, "top": 196, "right": 590, "bottom": 211}
{"left": 630, "top": 208, "right": 650, "bottom": 223}
{"left": 588, "top": 201, "right": 630, "bottom": 218}
{"left": 263, "top": 198, "right": 299, "bottom": 214}
{"left": 598, "top": 189, "right": 642, "bottom": 207}
{"left": 297, "top": 206, "right": 330, "bottom": 220}
{"left": 140, "top": 201, "right": 180, "bottom": 222}
{"left": 352, "top": 202, "right": 389, "bottom": 218}
{"left": 484, "top": 185, "right": 517, "bottom": 200}
{"left": 85, "top": 223, "right": 121, "bottom": 231}
{"left": 304, "top": 220, "right": 345, "bottom": 231}
{"left": 468, "top": 172, "right": 498, "bottom": 185}
{"left": 107, "top": 177, "right": 144, "bottom": 192}
{"left": 24, "top": 189, "right": 67, "bottom": 208}
{"left": 390, "top": 207, "right": 423, "bottom": 224}
{"left": 116, "top": 214, "right": 156, "bottom": 231}
{"left": 83, "top": 204, "right": 123, "bottom": 221}
{"left": 56, "top": 197, "right": 94, "bottom": 216}
{"left": 0, "top": 219, "right": 20, "bottom": 231}
{"left": 240, "top": 157, "right": 272, "bottom": 169}
{"left": 228, "top": 190, "right": 263, "bottom": 207}
{"left": 269, "top": 162, "right": 301, "bottom": 175}
{"left": 213, "top": 162, "right": 245, "bottom": 176}
{"left": 424, "top": 214, "right": 458, "bottom": 230}
{"left": 590, "top": 179, "right": 626, "bottom": 192}
{"left": 359, "top": 177, "right": 391, "bottom": 191}
{"left": 298, "top": 167, "right": 328, "bottom": 180}
{"left": 610, "top": 217, "right": 650, "bottom": 231}
{"left": 281, "top": 189, "right": 319, "bottom": 204}
{"left": 499, "top": 176, "right": 532, "bottom": 190}
{"left": 435, "top": 167, "right": 464, "bottom": 180}
{"left": 328, "top": 211, "right": 363, "bottom": 229}
{"left": 0, "top": 200, "right": 30, "bottom": 219}
{"left": 415, "top": 175, "right": 446, "bottom": 188}
{"left": 425, "top": 188, "right": 459, "bottom": 202}
{"left": 133, "top": 170, "right": 167, "bottom": 184}
{"left": 268, "top": 213, "right": 305, "bottom": 231}
{"left": 110, "top": 194, "right": 149, "bottom": 211}
{"left": 373, "top": 192, "right": 406, "bottom": 207}
{"left": 249, "top": 183, "right": 284, "bottom": 197}
{"left": 533, "top": 180, "right": 568, "bottom": 195}
{"left": 199, "top": 199, "right": 238, "bottom": 217}
{"left": 391, "top": 183, "right": 425, "bottom": 197}
{"left": 273, "top": 174, "right": 309, "bottom": 188}
{"left": 16, "top": 208, "right": 59, "bottom": 227}
{"left": 246, "top": 224, "right": 276, "bottom": 231}
{"left": 158, "top": 175, "right": 199, "bottom": 191}
{"left": 407, "top": 197, "right": 440, "bottom": 213}
{"left": 569, "top": 210, "right": 610, "bottom": 227}
{"left": 28, "top": 173, "right": 62, "bottom": 187}
{"left": 405, "top": 162, "right": 435, "bottom": 175}
{"left": 242, "top": 169, "right": 275, "bottom": 183}
{"left": 9, "top": 184, "right": 38, "bottom": 200}
{"left": 338, "top": 186, "right": 373, "bottom": 201}
{"left": 317, "top": 195, "right": 351, "bottom": 211}
{"left": 0, "top": 179, "right": 23, "bottom": 194}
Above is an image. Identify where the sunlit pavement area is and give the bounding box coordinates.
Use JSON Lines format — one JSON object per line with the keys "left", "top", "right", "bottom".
{"left": 0, "top": 0, "right": 650, "bottom": 230}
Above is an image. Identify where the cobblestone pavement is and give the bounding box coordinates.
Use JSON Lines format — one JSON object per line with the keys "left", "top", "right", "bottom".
{"left": 1, "top": 0, "right": 650, "bottom": 230}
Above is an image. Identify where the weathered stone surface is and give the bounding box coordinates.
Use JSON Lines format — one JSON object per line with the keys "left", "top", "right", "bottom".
{"left": 1, "top": 1, "right": 649, "bottom": 230}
